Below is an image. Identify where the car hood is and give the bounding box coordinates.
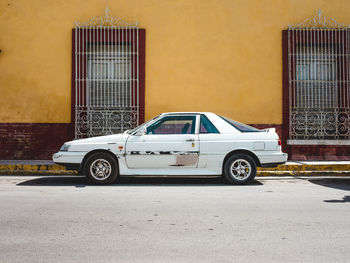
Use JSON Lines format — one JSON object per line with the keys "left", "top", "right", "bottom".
{"left": 67, "top": 133, "right": 129, "bottom": 145}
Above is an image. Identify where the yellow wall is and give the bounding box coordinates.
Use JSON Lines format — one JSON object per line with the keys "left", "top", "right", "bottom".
{"left": 1, "top": 0, "right": 350, "bottom": 124}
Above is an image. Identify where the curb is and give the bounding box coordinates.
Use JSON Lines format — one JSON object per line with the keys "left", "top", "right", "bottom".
{"left": 257, "top": 170, "right": 350, "bottom": 176}
{"left": 0, "top": 163, "right": 349, "bottom": 176}
{"left": 0, "top": 160, "right": 350, "bottom": 176}
{"left": 0, "top": 170, "right": 78, "bottom": 175}
{"left": 0, "top": 164, "right": 77, "bottom": 175}
{"left": 257, "top": 164, "right": 350, "bottom": 172}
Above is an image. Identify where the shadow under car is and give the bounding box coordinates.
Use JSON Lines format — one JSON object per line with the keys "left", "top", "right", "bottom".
{"left": 16, "top": 176, "right": 264, "bottom": 187}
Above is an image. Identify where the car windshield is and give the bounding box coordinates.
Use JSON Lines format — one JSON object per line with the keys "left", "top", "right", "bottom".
{"left": 126, "top": 115, "right": 161, "bottom": 134}
{"left": 219, "top": 116, "right": 261, "bottom": 132}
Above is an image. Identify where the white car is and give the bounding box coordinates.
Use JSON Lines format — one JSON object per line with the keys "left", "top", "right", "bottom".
{"left": 53, "top": 112, "right": 287, "bottom": 185}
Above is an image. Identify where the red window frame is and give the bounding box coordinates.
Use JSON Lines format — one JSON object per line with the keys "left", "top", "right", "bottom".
{"left": 282, "top": 29, "right": 350, "bottom": 149}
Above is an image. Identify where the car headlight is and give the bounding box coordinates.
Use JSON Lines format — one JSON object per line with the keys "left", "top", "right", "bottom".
{"left": 60, "top": 143, "right": 71, "bottom": 152}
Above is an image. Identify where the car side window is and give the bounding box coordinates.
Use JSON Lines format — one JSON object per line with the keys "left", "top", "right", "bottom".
{"left": 146, "top": 116, "right": 196, "bottom": 135}
{"left": 200, "top": 114, "right": 219, "bottom": 134}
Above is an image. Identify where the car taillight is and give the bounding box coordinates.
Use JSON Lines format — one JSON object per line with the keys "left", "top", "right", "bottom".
{"left": 278, "top": 140, "right": 281, "bottom": 146}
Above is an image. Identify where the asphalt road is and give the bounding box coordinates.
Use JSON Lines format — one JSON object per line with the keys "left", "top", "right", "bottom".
{"left": 0, "top": 175, "right": 349, "bottom": 263}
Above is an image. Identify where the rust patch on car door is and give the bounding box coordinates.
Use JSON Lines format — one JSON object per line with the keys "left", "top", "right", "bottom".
{"left": 170, "top": 154, "right": 198, "bottom": 166}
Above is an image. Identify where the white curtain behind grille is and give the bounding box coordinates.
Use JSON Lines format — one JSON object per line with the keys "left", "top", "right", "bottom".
{"left": 295, "top": 45, "right": 337, "bottom": 109}
{"left": 87, "top": 44, "right": 131, "bottom": 108}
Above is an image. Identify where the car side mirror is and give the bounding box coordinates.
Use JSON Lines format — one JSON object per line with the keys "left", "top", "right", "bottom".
{"left": 134, "top": 126, "right": 147, "bottom": 136}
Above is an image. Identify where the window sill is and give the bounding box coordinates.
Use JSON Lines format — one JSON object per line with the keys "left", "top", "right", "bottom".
{"left": 287, "top": 140, "right": 350, "bottom": 145}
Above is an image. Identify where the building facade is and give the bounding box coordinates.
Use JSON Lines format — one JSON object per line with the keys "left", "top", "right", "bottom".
{"left": 0, "top": 0, "right": 349, "bottom": 160}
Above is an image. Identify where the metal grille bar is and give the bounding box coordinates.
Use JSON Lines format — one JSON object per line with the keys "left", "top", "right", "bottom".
{"left": 287, "top": 11, "right": 350, "bottom": 141}
{"left": 74, "top": 8, "right": 139, "bottom": 138}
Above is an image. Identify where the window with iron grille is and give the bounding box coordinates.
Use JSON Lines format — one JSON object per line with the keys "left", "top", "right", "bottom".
{"left": 283, "top": 11, "right": 350, "bottom": 144}
{"left": 73, "top": 8, "right": 145, "bottom": 139}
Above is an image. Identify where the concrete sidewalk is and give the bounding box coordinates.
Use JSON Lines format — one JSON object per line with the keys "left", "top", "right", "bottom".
{"left": 0, "top": 160, "right": 349, "bottom": 176}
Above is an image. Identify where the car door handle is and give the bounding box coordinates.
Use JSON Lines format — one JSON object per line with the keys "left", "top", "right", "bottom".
{"left": 186, "top": 138, "right": 195, "bottom": 142}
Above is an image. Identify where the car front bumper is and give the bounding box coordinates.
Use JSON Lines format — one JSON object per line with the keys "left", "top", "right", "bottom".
{"left": 53, "top": 151, "right": 85, "bottom": 165}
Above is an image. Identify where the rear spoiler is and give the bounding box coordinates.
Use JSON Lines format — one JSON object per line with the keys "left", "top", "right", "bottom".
{"left": 261, "top": 128, "right": 276, "bottom": 133}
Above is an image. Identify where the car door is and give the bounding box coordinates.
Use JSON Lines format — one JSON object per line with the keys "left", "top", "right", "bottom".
{"left": 125, "top": 114, "right": 199, "bottom": 169}
{"left": 197, "top": 114, "right": 222, "bottom": 169}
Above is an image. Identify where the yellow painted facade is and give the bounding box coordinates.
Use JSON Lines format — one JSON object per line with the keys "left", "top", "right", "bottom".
{"left": 1, "top": 0, "right": 350, "bottom": 124}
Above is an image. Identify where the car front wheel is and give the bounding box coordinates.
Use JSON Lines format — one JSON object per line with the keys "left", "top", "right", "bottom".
{"left": 223, "top": 154, "right": 256, "bottom": 185}
{"left": 85, "top": 152, "right": 119, "bottom": 184}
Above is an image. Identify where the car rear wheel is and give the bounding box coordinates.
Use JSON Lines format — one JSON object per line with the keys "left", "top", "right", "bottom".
{"left": 85, "top": 152, "right": 119, "bottom": 184}
{"left": 223, "top": 154, "right": 256, "bottom": 185}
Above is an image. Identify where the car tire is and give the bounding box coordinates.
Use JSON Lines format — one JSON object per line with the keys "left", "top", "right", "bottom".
{"left": 223, "top": 154, "right": 256, "bottom": 185}
{"left": 84, "top": 152, "right": 119, "bottom": 185}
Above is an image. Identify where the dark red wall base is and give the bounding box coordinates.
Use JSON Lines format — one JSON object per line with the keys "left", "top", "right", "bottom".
{"left": 0, "top": 123, "right": 74, "bottom": 160}
{"left": 0, "top": 123, "right": 349, "bottom": 160}
{"left": 287, "top": 145, "right": 350, "bottom": 161}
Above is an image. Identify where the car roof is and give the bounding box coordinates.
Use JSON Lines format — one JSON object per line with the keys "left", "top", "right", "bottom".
{"left": 160, "top": 112, "right": 213, "bottom": 115}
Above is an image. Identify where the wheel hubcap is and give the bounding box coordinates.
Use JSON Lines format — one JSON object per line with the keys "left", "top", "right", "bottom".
{"left": 90, "top": 159, "right": 112, "bottom": 180}
{"left": 230, "top": 159, "right": 251, "bottom": 180}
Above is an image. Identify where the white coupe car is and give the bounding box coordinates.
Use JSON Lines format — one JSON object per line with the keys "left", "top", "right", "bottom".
{"left": 53, "top": 112, "right": 288, "bottom": 184}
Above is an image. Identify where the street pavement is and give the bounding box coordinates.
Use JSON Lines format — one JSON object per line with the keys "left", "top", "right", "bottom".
{"left": 0, "top": 175, "right": 349, "bottom": 263}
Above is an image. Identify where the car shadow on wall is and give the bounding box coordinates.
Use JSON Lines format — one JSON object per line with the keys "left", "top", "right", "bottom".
{"left": 16, "top": 176, "right": 263, "bottom": 187}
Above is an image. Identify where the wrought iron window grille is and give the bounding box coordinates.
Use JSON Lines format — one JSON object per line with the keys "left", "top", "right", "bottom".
{"left": 287, "top": 10, "right": 350, "bottom": 144}
{"left": 73, "top": 7, "right": 141, "bottom": 138}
